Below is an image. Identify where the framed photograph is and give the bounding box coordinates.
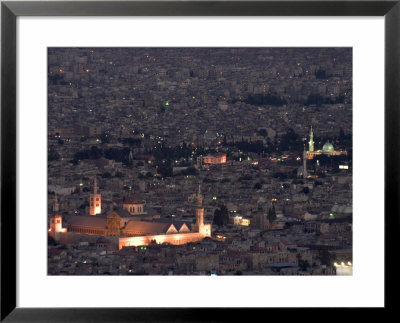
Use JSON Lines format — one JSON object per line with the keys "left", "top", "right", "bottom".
{"left": 1, "top": 0, "right": 398, "bottom": 321}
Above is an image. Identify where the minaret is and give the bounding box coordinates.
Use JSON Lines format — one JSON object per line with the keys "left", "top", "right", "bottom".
{"left": 196, "top": 184, "right": 204, "bottom": 228}
{"left": 308, "top": 126, "right": 314, "bottom": 152}
{"left": 53, "top": 193, "right": 60, "bottom": 212}
{"left": 93, "top": 176, "right": 98, "bottom": 194}
{"left": 89, "top": 177, "right": 101, "bottom": 215}
{"left": 191, "top": 183, "right": 205, "bottom": 233}
{"left": 49, "top": 194, "right": 66, "bottom": 241}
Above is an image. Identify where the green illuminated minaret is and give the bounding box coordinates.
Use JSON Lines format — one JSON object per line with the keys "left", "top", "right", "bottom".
{"left": 308, "top": 126, "right": 314, "bottom": 152}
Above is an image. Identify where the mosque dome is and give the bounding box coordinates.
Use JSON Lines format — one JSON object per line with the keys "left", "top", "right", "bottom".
{"left": 322, "top": 141, "right": 334, "bottom": 153}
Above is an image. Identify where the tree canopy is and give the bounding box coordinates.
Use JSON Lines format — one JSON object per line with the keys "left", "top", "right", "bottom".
{"left": 267, "top": 204, "right": 277, "bottom": 222}
{"left": 213, "top": 204, "right": 229, "bottom": 226}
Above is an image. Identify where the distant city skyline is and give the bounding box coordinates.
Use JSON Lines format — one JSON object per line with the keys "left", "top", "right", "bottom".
{"left": 48, "top": 47, "right": 352, "bottom": 276}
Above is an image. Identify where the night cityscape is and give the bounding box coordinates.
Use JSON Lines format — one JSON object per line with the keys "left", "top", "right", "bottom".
{"left": 48, "top": 47, "right": 352, "bottom": 275}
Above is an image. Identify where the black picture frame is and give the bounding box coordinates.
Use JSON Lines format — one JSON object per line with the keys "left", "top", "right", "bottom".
{"left": 1, "top": 0, "right": 398, "bottom": 321}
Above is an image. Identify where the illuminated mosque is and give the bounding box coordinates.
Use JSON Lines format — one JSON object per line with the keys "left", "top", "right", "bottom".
{"left": 49, "top": 179, "right": 211, "bottom": 250}
{"left": 305, "top": 126, "right": 347, "bottom": 159}
{"left": 299, "top": 126, "right": 347, "bottom": 178}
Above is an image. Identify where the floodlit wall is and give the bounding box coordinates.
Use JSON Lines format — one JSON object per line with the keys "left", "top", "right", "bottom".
{"left": 118, "top": 231, "right": 211, "bottom": 250}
